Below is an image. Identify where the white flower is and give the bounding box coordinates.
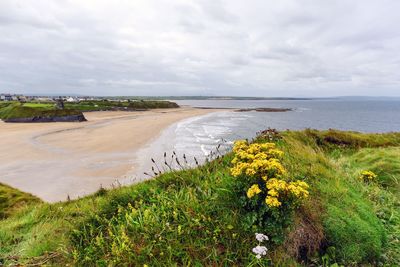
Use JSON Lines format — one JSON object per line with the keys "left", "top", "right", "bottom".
{"left": 255, "top": 233, "right": 269, "bottom": 242}
{"left": 256, "top": 254, "right": 261, "bottom": 259}
{"left": 252, "top": 245, "right": 268, "bottom": 257}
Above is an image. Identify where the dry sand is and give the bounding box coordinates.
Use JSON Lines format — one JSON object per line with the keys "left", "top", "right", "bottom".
{"left": 0, "top": 107, "right": 217, "bottom": 202}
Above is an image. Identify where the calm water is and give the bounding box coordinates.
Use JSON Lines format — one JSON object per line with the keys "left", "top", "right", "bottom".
{"left": 129, "top": 99, "right": 400, "bottom": 180}
{"left": 176, "top": 99, "right": 400, "bottom": 133}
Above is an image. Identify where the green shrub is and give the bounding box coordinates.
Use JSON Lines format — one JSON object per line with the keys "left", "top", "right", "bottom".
{"left": 229, "top": 140, "right": 309, "bottom": 244}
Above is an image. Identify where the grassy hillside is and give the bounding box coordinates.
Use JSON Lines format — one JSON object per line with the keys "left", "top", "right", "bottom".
{"left": 0, "top": 100, "right": 179, "bottom": 121}
{"left": 0, "top": 103, "right": 82, "bottom": 120}
{"left": 0, "top": 130, "right": 399, "bottom": 266}
{"left": 64, "top": 100, "right": 179, "bottom": 111}
{"left": 0, "top": 183, "right": 41, "bottom": 219}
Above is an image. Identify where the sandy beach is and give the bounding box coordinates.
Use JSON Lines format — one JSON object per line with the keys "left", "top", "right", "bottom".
{"left": 0, "top": 107, "right": 218, "bottom": 202}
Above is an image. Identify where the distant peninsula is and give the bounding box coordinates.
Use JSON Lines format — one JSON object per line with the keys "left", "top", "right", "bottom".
{"left": 0, "top": 99, "right": 179, "bottom": 123}
{"left": 0, "top": 103, "right": 86, "bottom": 123}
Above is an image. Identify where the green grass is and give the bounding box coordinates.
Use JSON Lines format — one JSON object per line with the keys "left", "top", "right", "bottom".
{"left": 64, "top": 100, "right": 179, "bottom": 111}
{"left": 346, "top": 147, "right": 400, "bottom": 191}
{"left": 0, "top": 102, "right": 15, "bottom": 109}
{"left": 71, "top": 159, "right": 258, "bottom": 266}
{"left": 342, "top": 148, "right": 400, "bottom": 265}
{"left": 0, "top": 103, "right": 82, "bottom": 120}
{"left": 0, "top": 183, "right": 41, "bottom": 219}
{"left": 0, "top": 129, "right": 399, "bottom": 266}
{"left": 0, "top": 100, "right": 179, "bottom": 121}
{"left": 274, "top": 132, "right": 387, "bottom": 264}
{"left": 22, "top": 103, "right": 55, "bottom": 108}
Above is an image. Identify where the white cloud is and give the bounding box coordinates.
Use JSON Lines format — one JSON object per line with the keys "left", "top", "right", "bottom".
{"left": 0, "top": 0, "right": 399, "bottom": 96}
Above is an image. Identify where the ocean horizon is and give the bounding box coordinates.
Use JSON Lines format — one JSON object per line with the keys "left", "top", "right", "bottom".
{"left": 129, "top": 98, "right": 400, "bottom": 181}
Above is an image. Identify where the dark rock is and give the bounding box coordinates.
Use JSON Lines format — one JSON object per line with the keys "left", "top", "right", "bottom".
{"left": 236, "top": 107, "right": 292, "bottom": 112}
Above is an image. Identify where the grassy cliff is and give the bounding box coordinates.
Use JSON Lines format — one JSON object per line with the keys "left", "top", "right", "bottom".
{"left": 0, "top": 103, "right": 83, "bottom": 120}
{"left": 64, "top": 100, "right": 179, "bottom": 111}
{"left": 0, "top": 100, "right": 179, "bottom": 121}
{"left": 0, "top": 130, "right": 399, "bottom": 266}
{"left": 0, "top": 183, "right": 41, "bottom": 219}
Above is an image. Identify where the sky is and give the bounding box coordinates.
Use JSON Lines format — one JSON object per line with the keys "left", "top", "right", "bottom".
{"left": 0, "top": 0, "right": 399, "bottom": 97}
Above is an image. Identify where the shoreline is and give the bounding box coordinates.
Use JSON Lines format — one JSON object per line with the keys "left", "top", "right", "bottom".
{"left": 0, "top": 107, "right": 221, "bottom": 202}
{"left": 124, "top": 112, "right": 219, "bottom": 185}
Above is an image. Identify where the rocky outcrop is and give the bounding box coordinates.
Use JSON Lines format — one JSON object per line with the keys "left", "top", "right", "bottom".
{"left": 236, "top": 107, "right": 292, "bottom": 112}
{"left": 3, "top": 114, "right": 87, "bottom": 123}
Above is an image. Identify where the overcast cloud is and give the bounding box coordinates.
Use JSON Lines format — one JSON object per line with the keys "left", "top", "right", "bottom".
{"left": 0, "top": 0, "right": 399, "bottom": 97}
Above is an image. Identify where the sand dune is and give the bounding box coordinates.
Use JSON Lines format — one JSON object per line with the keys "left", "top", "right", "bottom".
{"left": 0, "top": 107, "right": 217, "bottom": 202}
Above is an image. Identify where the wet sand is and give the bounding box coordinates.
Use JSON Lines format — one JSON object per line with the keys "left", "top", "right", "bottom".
{"left": 0, "top": 107, "right": 217, "bottom": 202}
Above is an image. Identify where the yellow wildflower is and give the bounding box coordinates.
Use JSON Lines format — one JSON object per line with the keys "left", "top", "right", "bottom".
{"left": 232, "top": 140, "right": 248, "bottom": 153}
{"left": 266, "top": 178, "right": 288, "bottom": 191}
{"left": 359, "top": 170, "right": 377, "bottom": 181}
{"left": 265, "top": 196, "right": 282, "bottom": 207}
{"left": 268, "top": 189, "right": 279, "bottom": 197}
{"left": 247, "top": 184, "right": 262, "bottom": 198}
{"left": 287, "top": 180, "right": 309, "bottom": 197}
{"left": 231, "top": 138, "right": 310, "bottom": 208}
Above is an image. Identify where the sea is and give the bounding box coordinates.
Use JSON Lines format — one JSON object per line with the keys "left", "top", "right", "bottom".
{"left": 128, "top": 99, "right": 400, "bottom": 181}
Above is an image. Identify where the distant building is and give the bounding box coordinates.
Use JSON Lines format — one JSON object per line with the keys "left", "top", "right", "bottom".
{"left": 36, "top": 97, "right": 54, "bottom": 102}
{"left": 0, "top": 94, "right": 13, "bottom": 101}
{"left": 17, "top": 95, "right": 27, "bottom": 102}
{"left": 66, "top": 97, "right": 77, "bottom": 102}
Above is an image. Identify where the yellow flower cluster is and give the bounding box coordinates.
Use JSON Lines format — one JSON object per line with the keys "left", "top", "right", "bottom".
{"left": 265, "top": 178, "right": 309, "bottom": 207}
{"left": 247, "top": 184, "right": 262, "bottom": 198}
{"left": 265, "top": 196, "right": 282, "bottom": 207}
{"left": 359, "top": 170, "right": 377, "bottom": 182}
{"left": 231, "top": 140, "right": 310, "bottom": 208}
{"left": 231, "top": 142, "right": 285, "bottom": 179}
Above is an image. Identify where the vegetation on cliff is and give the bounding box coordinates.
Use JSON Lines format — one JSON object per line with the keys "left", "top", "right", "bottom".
{"left": 65, "top": 99, "right": 179, "bottom": 111}
{"left": 0, "top": 100, "right": 179, "bottom": 121}
{"left": 0, "top": 129, "right": 399, "bottom": 266}
{"left": 0, "top": 103, "right": 83, "bottom": 121}
{"left": 0, "top": 183, "right": 41, "bottom": 219}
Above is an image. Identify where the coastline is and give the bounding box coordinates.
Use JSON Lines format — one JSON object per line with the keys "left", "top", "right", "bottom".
{"left": 125, "top": 112, "right": 224, "bottom": 185}
{"left": 0, "top": 107, "right": 221, "bottom": 202}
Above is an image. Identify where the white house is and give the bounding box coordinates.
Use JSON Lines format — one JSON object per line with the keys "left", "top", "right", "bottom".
{"left": 0, "top": 94, "right": 13, "bottom": 101}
